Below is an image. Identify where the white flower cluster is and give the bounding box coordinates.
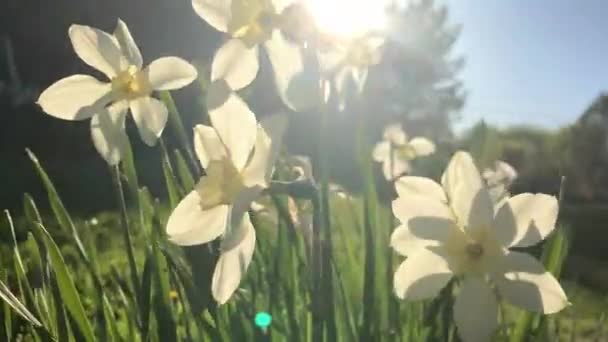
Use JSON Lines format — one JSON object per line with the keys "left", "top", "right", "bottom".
{"left": 35, "top": 2, "right": 568, "bottom": 340}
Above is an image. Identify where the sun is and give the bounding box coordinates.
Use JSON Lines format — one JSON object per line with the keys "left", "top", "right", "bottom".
{"left": 306, "top": 0, "right": 391, "bottom": 38}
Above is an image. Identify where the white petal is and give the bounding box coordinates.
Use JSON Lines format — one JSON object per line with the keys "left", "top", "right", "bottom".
{"left": 494, "top": 194, "right": 558, "bottom": 248}
{"left": 193, "top": 124, "right": 227, "bottom": 169}
{"left": 68, "top": 24, "right": 123, "bottom": 78}
{"left": 212, "top": 39, "right": 259, "bottom": 91}
{"left": 192, "top": 0, "right": 230, "bottom": 32}
{"left": 372, "top": 141, "right": 390, "bottom": 162}
{"left": 114, "top": 19, "right": 143, "bottom": 68}
{"left": 227, "top": 187, "right": 264, "bottom": 240}
{"left": 409, "top": 137, "right": 436, "bottom": 156}
{"left": 242, "top": 114, "right": 288, "bottom": 188}
{"left": 166, "top": 191, "right": 230, "bottom": 246}
{"left": 454, "top": 277, "right": 498, "bottom": 342}
{"left": 212, "top": 213, "right": 256, "bottom": 304}
{"left": 393, "top": 248, "right": 453, "bottom": 300}
{"left": 496, "top": 251, "right": 569, "bottom": 314}
{"left": 392, "top": 195, "right": 453, "bottom": 242}
{"left": 146, "top": 57, "right": 198, "bottom": 91}
{"left": 90, "top": 102, "right": 129, "bottom": 165}
{"left": 207, "top": 87, "right": 257, "bottom": 171}
{"left": 395, "top": 176, "right": 446, "bottom": 203}
{"left": 264, "top": 31, "right": 320, "bottom": 112}
{"left": 129, "top": 96, "right": 168, "bottom": 146}
{"left": 390, "top": 224, "right": 438, "bottom": 257}
{"left": 382, "top": 157, "right": 410, "bottom": 181}
{"left": 383, "top": 123, "right": 407, "bottom": 145}
{"left": 38, "top": 75, "right": 113, "bottom": 121}
{"left": 441, "top": 151, "right": 494, "bottom": 231}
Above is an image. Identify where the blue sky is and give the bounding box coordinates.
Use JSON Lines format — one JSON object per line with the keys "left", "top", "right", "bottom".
{"left": 441, "top": 0, "right": 608, "bottom": 131}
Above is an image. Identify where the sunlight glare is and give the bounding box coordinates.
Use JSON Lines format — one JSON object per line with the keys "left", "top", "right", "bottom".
{"left": 306, "top": 0, "right": 391, "bottom": 38}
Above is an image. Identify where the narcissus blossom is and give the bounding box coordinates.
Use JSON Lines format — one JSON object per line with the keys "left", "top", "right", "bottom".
{"left": 372, "top": 123, "right": 435, "bottom": 180}
{"left": 193, "top": 0, "right": 319, "bottom": 111}
{"left": 37, "top": 20, "right": 198, "bottom": 165}
{"left": 483, "top": 160, "right": 518, "bottom": 206}
{"left": 318, "top": 35, "right": 384, "bottom": 107}
{"left": 391, "top": 151, "right": 568, "bottom": 342}
{"left": 166, "top": 89, "right": 287, "bottom": 304}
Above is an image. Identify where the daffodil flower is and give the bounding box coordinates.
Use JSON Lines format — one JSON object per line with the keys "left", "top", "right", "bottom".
{"left": 37, "top": 20, "right": 198, "bottom": 165}
{"left": 482, "top": 160, "right": 518, "bottom": 206}
{"left": 193, "top": 0, "right": 319, "bottom": 111}
{"left": 391, "top": 151, "right": 568, "bottom": 342}
{"left": 318, "top": 35, "right": 384, "bottom": 107}
{"left": 372, "top": 123, "right": 435, "bottom": 180}
{"left": 165, "top": 89, "right": 287, "bottom": 304}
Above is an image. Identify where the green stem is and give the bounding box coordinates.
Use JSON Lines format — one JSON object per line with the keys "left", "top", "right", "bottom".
{"left": 159, "top": 91, "right": 200, "bottom": 175}
{"left": 111, "top": 165, "right": 140, "bottom": 307}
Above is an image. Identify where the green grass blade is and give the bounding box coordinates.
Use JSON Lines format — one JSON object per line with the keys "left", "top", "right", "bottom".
{"left": 175, "top": 149, "right": 196, "bottom": 191}
{"left": 0, "top": 278, "right": 42, "bottom": 327}
{"left": 31, "top": 222, "right": 95, "bottom": 342}
{"left": 160, "top": 140, "right": 182, "bottom": 208}
{"left": 26, "top": 149, "right": 89, "bottom": 262}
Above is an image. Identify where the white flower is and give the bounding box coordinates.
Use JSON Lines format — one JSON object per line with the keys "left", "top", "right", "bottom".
{"left": 391, "top": 151, "right": 569, "bottom": 342}
{"left": 483, "top": 160, "right": 518, "bottom": 206}
{"left": 193, "top": 0, "right": 319, "bottom": 111}
{"left": 37, "top": 20, "right": 198, "bottom": 165}
{"left": 165, "top": 90, "right": 287, "bottom": 304}
{"left": 372, "top": 123, "right": 435, "bottom": 180}
{"left": 318, "top": 35, "right": 384, "bottom": 108}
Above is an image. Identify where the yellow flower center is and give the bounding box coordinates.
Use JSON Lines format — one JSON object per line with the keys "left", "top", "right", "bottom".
{"left": 229, "top": 0, "right": 277, "bottom": 47}
{"left": 111, "top": 65, "right": 151, "bottom": 100}
{"left": 394, "top": 144, "right": 417, "bottom": 160}
{"left": 443, "top": 226, "right": 503, "bottom": 276}
{"left": 195, "top": 158, "right": 245, "bottom": 209}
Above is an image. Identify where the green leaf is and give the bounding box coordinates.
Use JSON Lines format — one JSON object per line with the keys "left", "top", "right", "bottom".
{"left": 26, "top": 149, "right": 89, "bottom": 263}
{"left": 160, "top": 141, "right": 182, "bottom": 208}
{"left": 31, "top": 222, "right": 95, "bottom": 342}
{"left": 0, "top": 278, "right": 42, "bottom": 327}
{"left": 174, "top": 149, "right": 196, "bottom": 191}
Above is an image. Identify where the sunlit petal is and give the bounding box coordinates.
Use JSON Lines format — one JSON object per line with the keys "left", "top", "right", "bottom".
{"left": 166, "top": 191, "right": 230, "bottom": 246}
{"left": 242, "top": 114, "right": 288, "bottom": 188}
{"left": 90, "top": 101, "right": 129, "bottom": 165}
{"left": 129, "top": 96, "right": 168, "bottom": 146}
{"left": 146, "top": 57, "right": 198, "bottom": 91}
{"left": 495, "top": 251, "right": 569, "bottom": 314}
{"left": 383, "top": 123, "right": 407, "bottom": 145}
{"left": 390, "top": 224, "right": 438, "bottom": 257}
{"left": 393, "top": 248, "right": 453, "bottom": 300}
{"left": 193, "top": 124, "right": 228, "bottom": 169}
{"left": 264, "top": 31, "right": 320, "bottom": 112}
{"left": 395, "top": 176, "right": 446, "bottom": 203}
{"left": 494, "top": 193, "right": 558, "bottom": 248}
{"left": 212, "top": 213, "right": 256, "bottom": 304}
{"left": 454, "top": 277, "right": 498, "bottom": 342}
{"left": 192, "top": 0, "right": 231, "bottom": 32}
{"left": 372, "top": 141, "right": 390, "bottom": 162}
{"left": 207, "top": 87, "right": 257, "bottom": 171}
{"left": 113, "top": 19, "right": 143, "bottom": 69}
{"left": 68, "top": 24, "right": 123, "bottom": 78}
{"left": 37, "top": 74, "right": 112, "bottom": 121}
{"left": 392, "top": 195, "right": 452, "bottom": 242}
{"left": 409, "top": 137, "right": 436, "bottom": 156}
{"left": 212, "top": 39, "right": 259, "bottom": 90}
{"left": 441, "top": 151, "right": 494, "bottom": 231}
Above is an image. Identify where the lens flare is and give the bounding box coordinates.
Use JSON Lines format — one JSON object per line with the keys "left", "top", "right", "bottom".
{"left": 306, "top": 0, "right": 390, "bottom": 38}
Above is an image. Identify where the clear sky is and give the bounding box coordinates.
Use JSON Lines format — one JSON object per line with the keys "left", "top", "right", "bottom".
{"left": 441, "top": 0, "right": 608, "bottom": 132}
